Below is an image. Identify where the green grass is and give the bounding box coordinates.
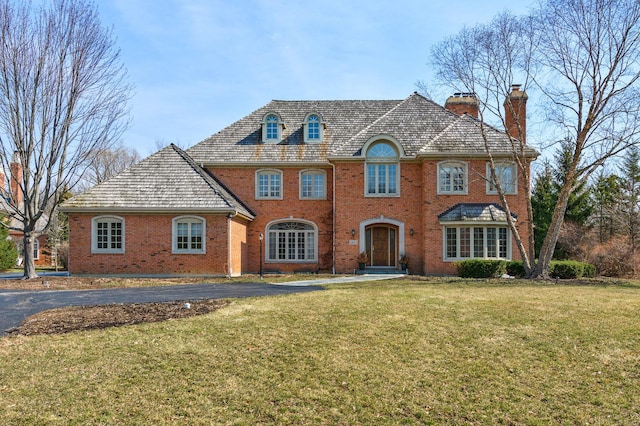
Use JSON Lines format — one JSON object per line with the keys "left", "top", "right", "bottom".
{"left": 2, "top": 278, "right": 640, "bottom": 424}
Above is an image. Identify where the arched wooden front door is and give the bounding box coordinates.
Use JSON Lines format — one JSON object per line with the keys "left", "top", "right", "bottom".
{"left": 365, "top": 225, "right": 397, "bottom": 267}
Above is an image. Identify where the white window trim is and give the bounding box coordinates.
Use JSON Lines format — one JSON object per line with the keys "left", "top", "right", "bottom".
{"left": 437, "top": 161, "right": 469, "bottom": 195}
{"left": 265, "top": 219, "right": 318, "bottom": 263}
{"left": 303, "top": 113, "right": 325, "bottom": 143}
{"left": 91, "top": 215, "right": 125, "bottom": 254}
{"left": 442, "top": 224, "right": 511, "bottom": 261}
{"left": 261, "top": 113, "right": 284, "bottom": 143}
{"left": 33, "top": 238, "right": 40, "bottom": 260}
{"left": 299, "top": 169, "right": 327, "bottom": 200}
{"left": 255, "top": 169, "right": 283, "bottom": 200}
{"left": 486, "top": 162, "right": 518, "bottom": 195}
{"left": 364, "top": 141, "right": 401, "bottom": 198}
{"left": 172, "top": 216, "right": 206, "bottom": 254}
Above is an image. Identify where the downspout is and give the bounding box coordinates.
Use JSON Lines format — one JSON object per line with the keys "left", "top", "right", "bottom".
{"left": 331, "top": 162, "right": 336, "bottom": 275}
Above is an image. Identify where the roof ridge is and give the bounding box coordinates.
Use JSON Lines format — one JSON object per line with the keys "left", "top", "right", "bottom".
{"left": 336, "top": 96, "right": 410, "bottom": 153}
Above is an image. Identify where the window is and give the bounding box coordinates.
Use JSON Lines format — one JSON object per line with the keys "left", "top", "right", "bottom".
{"left": 261, "top": 113, "right": 284, "bottom": 143}
{"left": 444, "top": 226, "right": 509, "bottom": 260}
{"left": 438, "top": 161, "right": 468, "bottom": 194}
{"left": 33, "top": 239, "right": 39, "bottom": 260}
{"left": 303, "top": 113, "right": 324, "bottom": 143}
{"left": 487, "top": 162, "right": 517, "bottom": 194}
{"left": 172, "top": 216, "right": 205, "bottom": 253}
{"left": 365, "top": 141, "right": 399, "bottom": 196}
{"left": 300, "top": 170, "right": 326, "bottom": 199}
{"left": 256, "top": 169, "right": 283, "bottom": 199}
{"left": 267, "top": 221, "right": 317, "bottom": 262}
{"left": 92, "top": 216, "right": 124, "bottom": 253}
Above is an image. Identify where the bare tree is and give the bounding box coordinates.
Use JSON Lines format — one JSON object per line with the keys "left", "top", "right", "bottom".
{"left": 0, "top": 0, "right": 131, "bottom": 278}
{"left": 79, "top": 143, "right": 140, "bottom": 189}
{"left": 431, "top": 0, "right": 640, "bottom": 278}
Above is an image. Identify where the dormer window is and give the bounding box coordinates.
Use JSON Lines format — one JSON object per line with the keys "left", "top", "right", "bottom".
{"left": 261, "top": 113, "right": 284, "bottom": 143}
{"left": 303, "top": 113, "right": 325, "bottom": 143}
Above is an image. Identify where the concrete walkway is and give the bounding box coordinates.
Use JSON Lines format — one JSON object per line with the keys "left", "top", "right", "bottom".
{"left": 273, "top": 273, "right": 405, "bottom": 286}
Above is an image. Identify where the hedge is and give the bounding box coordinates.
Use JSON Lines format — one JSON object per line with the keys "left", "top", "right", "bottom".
{"left": 550, "top": 260, "right": 596, "bottom": 279}
{"left": 455, "top": 259, "right": 506, "bottom": 278}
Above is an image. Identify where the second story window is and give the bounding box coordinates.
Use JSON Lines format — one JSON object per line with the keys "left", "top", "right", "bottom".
{"left": 365, "top": 141, "right": 399, "bottom": 196}
{"left": 256, "top": 169, "right": 283, "bottom": 199}
{"left": 438, "top": 161, "right": 468, "bottom": 194}
{"left": 487, "top": 162, "right": 517, "bottom": 194}
{"left": 300, "top": 170, "right": 326, "bottom": 199}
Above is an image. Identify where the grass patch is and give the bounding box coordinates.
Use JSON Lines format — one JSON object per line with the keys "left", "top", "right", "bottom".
{"left": 1, "top": 278, "right": 640, "bottom": 424}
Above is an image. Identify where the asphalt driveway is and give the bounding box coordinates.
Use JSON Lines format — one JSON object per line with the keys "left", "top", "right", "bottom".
{"left": 0, "top": 282, "right": 322, "bottom": 335}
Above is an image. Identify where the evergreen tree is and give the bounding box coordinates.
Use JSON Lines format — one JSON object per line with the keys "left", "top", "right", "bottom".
{"left": 0, "top": 218, "right": 18, "bottom": 271}
{"left": 591, "top": 171, "right": 622, "bottom": 243}
{"left": 618, "top": 146, "right": 640, "bottom": 272}
{"left": 532, "top": 161, "right": 555, "bottom": 257}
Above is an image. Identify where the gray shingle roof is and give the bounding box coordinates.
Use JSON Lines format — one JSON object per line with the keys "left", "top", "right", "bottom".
{"left": 187, "top": 93, "right": 538, "bottom": 164}
{"left": 438, "top": 203, "right": 517, "bottom": 223}
{"left": 61, "top": 144, "right": 255, "bottom": 218}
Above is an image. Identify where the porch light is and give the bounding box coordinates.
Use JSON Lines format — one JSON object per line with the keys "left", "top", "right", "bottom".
{"left": 351, "top": 229, "right": 356, "bottom": 237}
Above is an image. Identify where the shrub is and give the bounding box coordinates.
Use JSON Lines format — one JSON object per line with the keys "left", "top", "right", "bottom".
{"left": 505, "top": 261, "right": 526, "bottom": 277}
{"left": 456, "top": 259, "right": 506, "bottom": 278}
{"left": 0, "top": 237, "right": 18, "bottom": 270}
{"left": 550, "top": 260, "right": 596, "bottom": 279}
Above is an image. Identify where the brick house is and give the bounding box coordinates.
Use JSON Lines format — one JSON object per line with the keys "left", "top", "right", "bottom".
{"left": 61, "top": 88, "right": 537, "bottom": 276}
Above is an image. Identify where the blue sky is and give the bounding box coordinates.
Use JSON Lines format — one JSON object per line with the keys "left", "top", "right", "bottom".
{"left": 98, "top": 0, "right": 535, "bottom": 156}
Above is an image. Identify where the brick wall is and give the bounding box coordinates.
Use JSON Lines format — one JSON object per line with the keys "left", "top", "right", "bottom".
{"left": 68, "top": 213, "right": 231, "bottom": 275}
{"left": 211, "top": 166, "right": 334, "bottom": 273}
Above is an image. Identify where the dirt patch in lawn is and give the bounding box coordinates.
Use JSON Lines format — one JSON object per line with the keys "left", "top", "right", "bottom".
{"left": 8, "top": 299, "right": 230, "bottom": 336}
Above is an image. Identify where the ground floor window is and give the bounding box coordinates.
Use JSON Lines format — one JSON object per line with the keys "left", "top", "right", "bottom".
{"left": 92, "top": 216, "right": 124, "bottom": 253}
{"left": 172, "top": 216, "right": 205, "bottom": 253}
{"left": 267, "top": 221, "right": 317, "bottom": 262}
{"left": 444, "top": 226, "right": 509, "bottom": 260}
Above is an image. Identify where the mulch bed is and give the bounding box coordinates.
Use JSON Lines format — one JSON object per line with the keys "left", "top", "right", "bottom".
{"left": 8, "top": 299, "right": 229, "bottom": 336}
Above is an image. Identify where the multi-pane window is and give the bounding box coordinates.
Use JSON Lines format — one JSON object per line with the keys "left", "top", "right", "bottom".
{"left": 365, "top": 142, "right": 399, "bottom": 196}
{"left": 487, "top": 163, "right": 517, "bottom": 194}
{"left": 438, "top": 162, "right": 467, "bottom": 194}
{"left": 304, "top": 113, "right": 324, "bottom": 143}
{"left": 173, "top": 217, "right": 205, "bottom": 253}
{"left": 92, "top": 216, "right": 124, "bottom": 253}
{"left": 267, "top": 221, "right": 317, "bottom": 262}
{"left": 444, "top": 226, "right": 509, "bottom": 260}
{"left": 307, "top": 115, "right": 320, "bottom": 140}
{"left": 300, "top": 170, "right": 326, "bottom": 199}
{"left": 262, "top": 113, "right": 282, "bottom": 143}
{"left": 256, "top": 170, "right": 282, "bottom": 199}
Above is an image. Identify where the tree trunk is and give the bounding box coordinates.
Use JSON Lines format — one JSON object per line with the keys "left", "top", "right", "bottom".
{"left": 22, "top": 232, "right": 38, "bottom": 279}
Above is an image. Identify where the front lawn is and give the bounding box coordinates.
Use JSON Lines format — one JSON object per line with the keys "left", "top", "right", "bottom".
{"left": 1, "top": 278, "right": 639, "bottom": 424}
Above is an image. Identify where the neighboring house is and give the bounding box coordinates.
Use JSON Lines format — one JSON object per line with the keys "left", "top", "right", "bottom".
{"left": 61, "top": 88, "right": 537, "bottom": 276}
{"left": 0, "top": 158, "right": 52, "bottom": 267}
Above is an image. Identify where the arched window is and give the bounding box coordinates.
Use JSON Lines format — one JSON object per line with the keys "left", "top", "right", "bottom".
{"left": 365, "top": 141, "right": 399, "bottom": 196}
{"left": 256, "top": 169, "right": 283, "bottom": 199}
{"left": 172, "top": 216, "right": 206, "bottom": 254}
{"left": 92, "top": 216, "right": 125, "bottom": 253}
{"left": 303, "top": 113, "right": 325, "bottom": 143}
{"left": 266, "top": 220, "right": 317, "bottom": 262}
{"left": 438, "top": 161, "right": 468, "bottom": 194}
{"left": 261, "top": 113, "right": 284, "bottom": 143}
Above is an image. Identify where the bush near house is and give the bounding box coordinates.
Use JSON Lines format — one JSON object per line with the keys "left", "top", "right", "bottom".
{"left": 455, "top": 259, "right": 506, "bottom": 278}
{"left": 0, "top": 225, "right": 18, "bottom": 271}
{"left": 550, "top": 260, "right": 596, "bottom": 279}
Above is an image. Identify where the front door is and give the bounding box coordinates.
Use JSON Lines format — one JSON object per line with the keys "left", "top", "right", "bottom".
{"left": 365, "top": 226, "right": 397, "bottom": 267}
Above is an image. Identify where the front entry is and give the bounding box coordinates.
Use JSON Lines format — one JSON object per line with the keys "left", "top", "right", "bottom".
{"left": 365, "top": 225, "right": 397, "bottom": 267}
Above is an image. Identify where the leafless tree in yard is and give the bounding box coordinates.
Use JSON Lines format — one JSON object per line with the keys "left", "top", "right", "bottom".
{"left": 79, "top": 143, "right": 140, "bottom": 190}
{"left": 431, "top": 0, "right": 640, "bottom": 278}
{"left": 0, "top": 0, "right": 131, "bottom": 278}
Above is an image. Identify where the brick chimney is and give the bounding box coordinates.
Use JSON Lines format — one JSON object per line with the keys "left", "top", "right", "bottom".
{"left": 445, "top": 92, "right": 479, "bottom": 118}
{"left": 504, "top": 84, "right": 528, "bottom": 143}
{"left": 9, "top": 152, "right": 23, "bottom": 205}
